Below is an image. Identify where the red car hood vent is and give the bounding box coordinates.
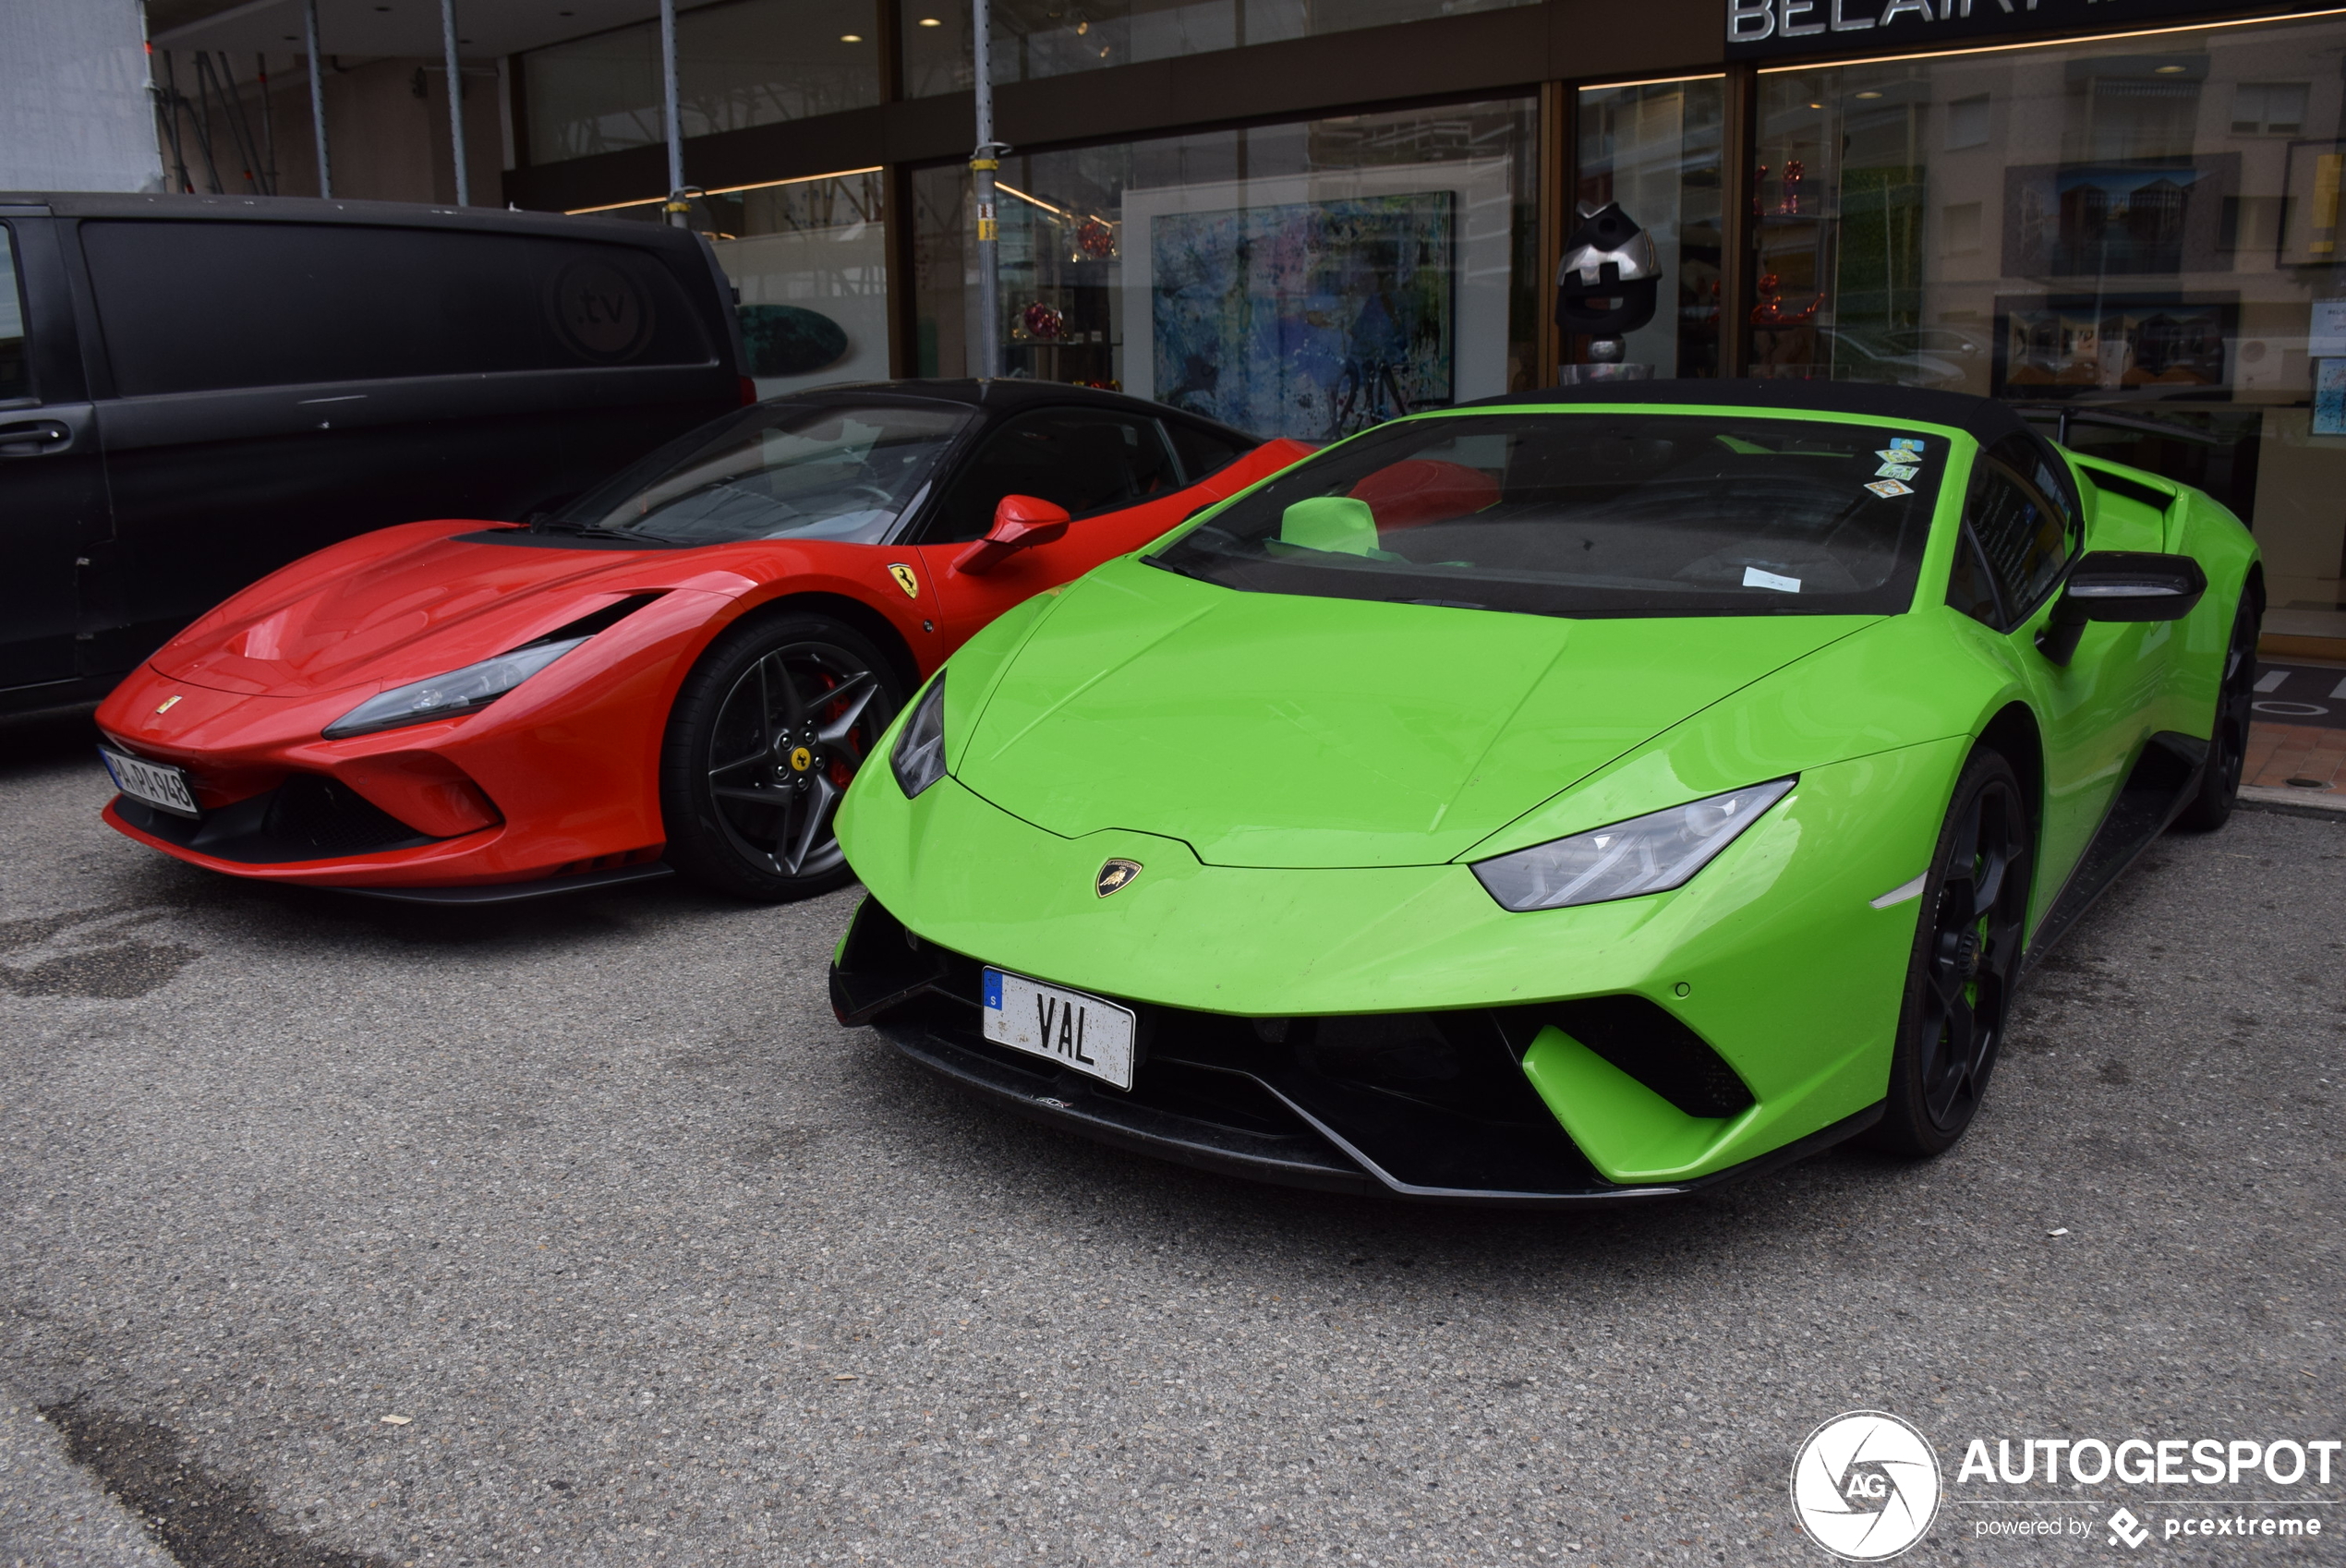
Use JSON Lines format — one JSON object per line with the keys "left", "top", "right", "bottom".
{"left": 153, "top": 532, "right": 671, "bottom": 697}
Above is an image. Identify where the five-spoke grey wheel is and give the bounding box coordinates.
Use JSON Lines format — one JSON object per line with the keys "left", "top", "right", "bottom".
{"left": 661, "top": 613, "right": 904, "bottom": 901}
{"left": 705, "top": 645, "right": 883, "bottom": 880}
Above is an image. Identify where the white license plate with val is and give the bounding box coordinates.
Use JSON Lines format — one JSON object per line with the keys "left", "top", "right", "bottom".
{"left": 99, "top": 747, "right": 199, "bottom": 817}
{"left": 982, "top": 968, "right": 1135, "bottom": 1091}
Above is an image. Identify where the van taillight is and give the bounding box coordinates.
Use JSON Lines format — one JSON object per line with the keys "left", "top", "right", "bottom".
{"left": 739, "top": 376, "right": 758, "bottom": 405}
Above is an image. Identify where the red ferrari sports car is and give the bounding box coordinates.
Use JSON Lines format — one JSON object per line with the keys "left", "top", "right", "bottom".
{"left": 94, "top": 381, "right": 1306, "bottom": 902}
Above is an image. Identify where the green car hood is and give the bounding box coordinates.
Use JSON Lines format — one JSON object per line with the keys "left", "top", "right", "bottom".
{"left": 951, "top": 558, "right": 1874, "bottom": 868}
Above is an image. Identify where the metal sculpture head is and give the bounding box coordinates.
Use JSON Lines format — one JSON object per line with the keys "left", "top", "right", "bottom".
{"left": 1555, "top": 201, "right": 1661, "bottom": 339}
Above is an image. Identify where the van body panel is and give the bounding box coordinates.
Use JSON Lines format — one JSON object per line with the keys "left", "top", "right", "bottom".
{"left": 0, "top": 211, "right": 111, "bottom": 694}
{"left": 0, "top": 192, "right": 744, "bottom": 715}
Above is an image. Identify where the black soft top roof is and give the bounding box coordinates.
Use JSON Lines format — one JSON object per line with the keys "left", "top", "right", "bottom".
{"left": 790, "top": 377, "right": 1259, "bottom": 442}
{"left": 1461, "top": 375, "right": 2085, "bottom": 518}
{"left": 1473, "top": 376, "right": 2046, "bottom": 448}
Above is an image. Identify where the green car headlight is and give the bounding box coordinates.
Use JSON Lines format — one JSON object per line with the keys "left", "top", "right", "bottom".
{"left": 890, "top": 673, "right": 949, "bottom": 799}
{"left": 1470, "top": 778, "right": 1796, "bottom": 912}
{"left": 323, "top": 638, "right": 586, "bottom": 739}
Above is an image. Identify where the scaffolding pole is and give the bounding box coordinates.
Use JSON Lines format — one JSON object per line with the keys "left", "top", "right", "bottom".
{"left": 971, "top": 0, "right": 1002, "bottom": 379}
{"left": 659, "top": 0, "right": 687, "bottom": 224}
{"left": 257, "top": 53, "right": 278, "bottom": 194}
{"left": 441, "top": 0, "right": 469, "bottom": 204}
{"left": 139, "top": 2, "right": 175, "bottom": 192}
{"left": 305, "top": 0, "right": 331, "bottom": 197}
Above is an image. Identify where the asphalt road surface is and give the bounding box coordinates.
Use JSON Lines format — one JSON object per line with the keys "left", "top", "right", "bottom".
{"left": 1, "top": 715, "right": 2340, "bottom": 1568}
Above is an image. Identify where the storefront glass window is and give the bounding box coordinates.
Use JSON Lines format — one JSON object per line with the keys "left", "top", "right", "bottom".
{"left": 912, "top": 100, "right": 1538, "bottom": 441}
{"left": 1574, "top": 77, "right": 1725, "bottom": 378}
{"left": 523, "top": 0, "right": 879, "bottom": 164}
{"left": 1747, "top": 14, "right": 2346, "bottom": 639}
{"left": 901, "top": 0, "right": 1538, "bottom": 99}
{"left": 591, "top": 172, "right": 891, "bottom": 398}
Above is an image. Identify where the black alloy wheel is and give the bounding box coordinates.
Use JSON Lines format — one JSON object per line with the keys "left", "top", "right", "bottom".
{"left": 1868, "top": 747, "right": 2033, "bottom": 1157}
{"left": 660, "top": 611, "right": 903, "bottom": 901}
{"left": 2172, "top": 589, "right": 2262, "bottom": 832}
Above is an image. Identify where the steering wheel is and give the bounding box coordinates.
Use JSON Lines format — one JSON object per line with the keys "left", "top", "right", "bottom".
{"left": 827, "top": 483, "right": 900, "bottom": 512}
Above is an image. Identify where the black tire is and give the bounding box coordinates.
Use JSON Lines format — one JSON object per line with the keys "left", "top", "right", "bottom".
{"left": 1865, "top": 746, "right": 2033, "bottom": 1158}
{"left": 659, "top": 610, "right": 903, "bottom": 902}
{"left": 2171, "top": 589, "right": 2261, "bottom": 833}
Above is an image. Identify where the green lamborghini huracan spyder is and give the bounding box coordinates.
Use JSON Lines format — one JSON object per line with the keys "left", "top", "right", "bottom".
{"left": 827, "top": 380, "right": 2260, "bottom": 1204}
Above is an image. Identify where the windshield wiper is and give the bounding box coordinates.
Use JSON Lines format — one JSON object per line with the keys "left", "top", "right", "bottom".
{"left": 529, "top": 517, "right": 676, "bottom": 545}
{"left": 1141, "top": 554, "right": 1217, "bottom": 585}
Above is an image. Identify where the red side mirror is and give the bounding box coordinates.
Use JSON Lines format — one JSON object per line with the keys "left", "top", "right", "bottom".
{"left": 952, "top": 494, "right": 1071, "bottom": 576}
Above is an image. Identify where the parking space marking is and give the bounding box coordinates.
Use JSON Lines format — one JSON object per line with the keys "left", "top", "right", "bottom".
{"left": 2252, "top": 664, "right": 2346, "bottom": 731}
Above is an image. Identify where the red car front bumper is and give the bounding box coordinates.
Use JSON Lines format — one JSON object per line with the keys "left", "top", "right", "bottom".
{"left": 94, "top": 589, "right": 728, "bottom": 895}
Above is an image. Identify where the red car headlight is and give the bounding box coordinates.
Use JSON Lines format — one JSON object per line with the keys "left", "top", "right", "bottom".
{"left": 322, "top": 637, "right": 586, "bottom": 740}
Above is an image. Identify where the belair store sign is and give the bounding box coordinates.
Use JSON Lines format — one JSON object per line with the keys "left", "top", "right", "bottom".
{"left": 1725, "top": 0, "right": 2334, "bottom": 56}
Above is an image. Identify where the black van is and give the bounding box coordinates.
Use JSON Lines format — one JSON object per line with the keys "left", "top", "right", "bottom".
{"left": 0, "top": 193, "right": 748, "bottom": 718}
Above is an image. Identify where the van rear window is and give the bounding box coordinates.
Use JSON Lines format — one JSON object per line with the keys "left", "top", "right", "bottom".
{"left": 82, "top": 220, "right": 714, "bottom": 397}
{"left": 0, "top": 225, "right": 28, "bottom": 402}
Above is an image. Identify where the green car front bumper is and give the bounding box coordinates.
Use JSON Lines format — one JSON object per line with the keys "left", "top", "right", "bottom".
{"left": 829, "top": 734, "right": 1970, "bottom": 1204}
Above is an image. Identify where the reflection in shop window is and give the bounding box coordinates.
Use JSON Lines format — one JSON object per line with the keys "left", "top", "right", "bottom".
{"left": 901, "top": 0, "right": 1540, "bottom": 97}
{"left": 582, "top": 171, "right": 890, "bottom": 398}
{"left": 1574, "top": 77, "right": 1725, "bottom": 378}
{"left": 2233, "top": 82, "right": 2309, "bottom": 136}
{"left": 1747, "top": 12, "right": 2346, "bottom": 642}
{"left": 1945, "top": 93, "right": 1990, "bottom": 151}
{"left": 521, "top": 0, "right": 879, "bottom": 164}
{"left": 912, "top": 101, "right": 1537, "bottom": 444}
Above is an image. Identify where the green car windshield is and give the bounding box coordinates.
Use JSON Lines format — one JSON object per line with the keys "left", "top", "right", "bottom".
{"left": 1148, "top": 410, "right": 1944, "bottom": 618}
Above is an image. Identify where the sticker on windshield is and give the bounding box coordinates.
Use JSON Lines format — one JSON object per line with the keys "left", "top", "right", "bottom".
{"left": 1888, "top": 437, "right": 1925, "bottom": 453}
{"left": 1876, "top": 462, "right": 1920, "bottom": 480}
{"left": 1874, "top": 448, "right": 1927, "bottom": 465}
{"left": 1742, "top": 566, "right": 1802, "bottom": 594}
{"left": 1865, "top": 478, "right": 1916, "bottom": 499}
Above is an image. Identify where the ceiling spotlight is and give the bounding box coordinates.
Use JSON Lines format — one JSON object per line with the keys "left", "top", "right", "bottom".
{"left": 1808, "top": 101, "right": 1822, "bottom": 109}
{"left": 840, "top": 31, "right": 864, "bottom": 40}
{"left": 2154, "top": 63, "right": 2186, "bottom": 72}
{"left": 1855, "top": 89, "right": 1881, "bottom": 98}
{"left": 918, "top": 13, "right": 942, "bottom": 21}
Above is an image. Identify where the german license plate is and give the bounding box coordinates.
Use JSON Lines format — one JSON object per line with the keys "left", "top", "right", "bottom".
{"left": 982, "top": 968, "right": 1135, "bottom": 1090}
{"left": 98, "top": 747, "right": 199, "bottom": 818}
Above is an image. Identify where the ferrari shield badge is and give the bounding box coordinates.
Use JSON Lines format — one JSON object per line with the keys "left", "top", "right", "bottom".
{"left": 888, "top": 562, "right": 920, "bottom": 599}
{"left": 1095, "top": 859, "right": 1142, "bottom": 897}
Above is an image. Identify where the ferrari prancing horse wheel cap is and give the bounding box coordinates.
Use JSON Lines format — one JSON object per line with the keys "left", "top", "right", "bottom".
{"left": 1095, "top": 859, "right": 1142, "bottom": 897}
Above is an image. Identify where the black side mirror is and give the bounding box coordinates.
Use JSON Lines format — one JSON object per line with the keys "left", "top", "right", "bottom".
{"left": 2037, "top": 550, "right": 2207, "bottom": 665}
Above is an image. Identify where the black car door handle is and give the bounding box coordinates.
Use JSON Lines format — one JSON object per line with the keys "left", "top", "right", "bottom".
{"left": 0, "top": 418, "right": 72, "bottom": 457}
